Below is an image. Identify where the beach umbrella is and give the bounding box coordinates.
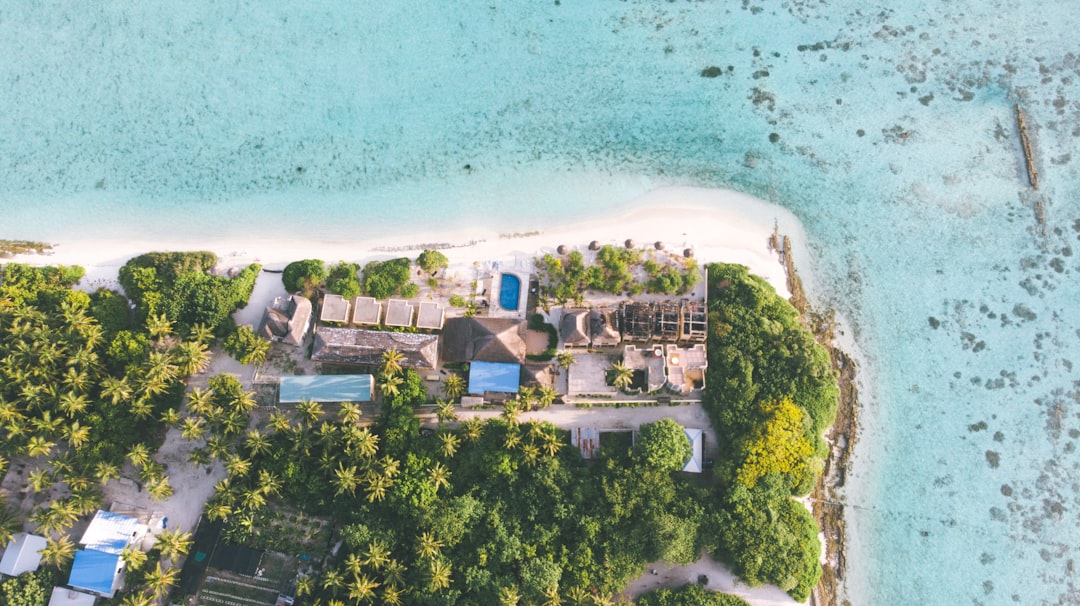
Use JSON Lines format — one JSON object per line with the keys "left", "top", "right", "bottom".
{"left": 556, "top": 244, "right": 568, "bottom": 255}
{"left": 624, "top": 239, "right": 635, "bottom": 249}
{"left": 654, "top": 241, "right": 665, "bottom": 250}
{"left": 588, "top": 241, "right": 600, "bottom": 251}
{"left": 683, "top": 248, "right": 694, "bottom": 258}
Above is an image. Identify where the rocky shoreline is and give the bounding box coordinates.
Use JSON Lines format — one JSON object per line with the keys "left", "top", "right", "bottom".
{"left": 771, "top": 233, "right": 860, "bottom": 606}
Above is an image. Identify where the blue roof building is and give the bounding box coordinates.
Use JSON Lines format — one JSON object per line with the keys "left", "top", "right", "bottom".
{"left": 467, "top": 361, "right": 521, "bottom": 395}
{"left": 279, "top": 375, "right": 373, "bottom": 403}
{"left": 68, "top": 549, "right": 124, "bottom": 597}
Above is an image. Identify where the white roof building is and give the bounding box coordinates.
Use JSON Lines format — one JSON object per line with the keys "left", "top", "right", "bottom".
{"left": 48, "top": 587, "right": 98, "bottom": 606}
{"left": 0, "top": 533, "right": 47, "bottom": 577}
{"left": 79, "top": 510, "right": 146, "bottom": 555}
{"left": 682, "top": 428, "right": 704, "bottom": 473}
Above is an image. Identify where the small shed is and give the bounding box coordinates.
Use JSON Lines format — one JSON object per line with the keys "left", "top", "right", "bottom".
{"left": 415, "top": 302, "right": 445, "bottom": 330}
{"left": 48, "top": 587, "right": 98, "bottom": 606}
{"left": 468, "top": 361, "right": 521, "bottom": 395}
{"left": 68, "top": 549, "right": 124, "bottom": 597}
{"left": 384, "top": 299, "right": 415, "bottom": 328}
{"left": 351, "top": 296, "right": 382, "bottom": 326}
{"left": 80, "top": 511, "right": 145, "bottom": 555}
{"left": 0, "top": 533, "right": 47, "bottom": 576}
{"left": 320, "top": 294, "right": 351, "bottom": 324}
{"left": 279, "top": 375, "right": 373, "bottom": 404}
{"left": 682, "top": 428, "right": 704, "bottom": 473}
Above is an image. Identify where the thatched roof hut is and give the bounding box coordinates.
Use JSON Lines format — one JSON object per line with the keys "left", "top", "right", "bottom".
{"left": 683, "top": 248, "right": 695, "bottom": 258}
{"left": 624, "top": 239, "right": 635, "bottom": 249}
{"left": 556, "top": 244, "right": 568, "bottom": 255}
{"left": 654, "top": 241, "right": 665, "bottom": 250}
{"left": 588, "top": 240, "right": 601, "bottom": 251}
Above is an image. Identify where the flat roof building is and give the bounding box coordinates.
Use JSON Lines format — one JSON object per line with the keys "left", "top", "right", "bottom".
{"left": 468, "top": 361, "right": 521, "bottom": 395}
{"left": 320, "top": 294, "right": 351, "bottom": 324}
{"left": 48, "top": 587, "right": 98, "bottom": 606}
{"left": 79, "top": 511, "right": 145, "bottom": 555}
{"left": 351, "top": 296, "right": 382, "bottom": 326}
{"left": 279, "top": 375, "right": 373, "bottom": 403}
{"left": 415, "top": 301, "right": 445, "bottom": 330}
{"left": 384, "top": 299, "right": 415, "bottom": 328}
{"left": 0, "top": 533, "right": 47, "bottom": 577}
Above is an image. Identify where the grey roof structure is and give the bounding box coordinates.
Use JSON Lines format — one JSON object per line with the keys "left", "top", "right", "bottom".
{"left": 559, "top": 309, "right": 590, "bottom": 347}
{"left": 384, "top": 299, "right": 415, "bottom": 328}
{"left": 312, "top": 327, "right": 438, "bottom": 369}
{"left": 589, "top": 308, "right": 621, "bottom": 347}
{"left": 520, "top": 363, "right": 555, "bottom": 388}
{"left": 0, "top": 533, "right": 47, "bottom": 576}
{"left": 440, "top": 317, "right": 527, "bottom": 364}
{"left": 351, "top": 296, "right": 382, "bottom": 325}
{"left": 320, "top": 294, "right": 351, "bottom": 324}
{"left": 258, "top": 295, "right": 312, "bottom": 347}
{"left": 416, "top": 301, "right": 445, "bottom": 330}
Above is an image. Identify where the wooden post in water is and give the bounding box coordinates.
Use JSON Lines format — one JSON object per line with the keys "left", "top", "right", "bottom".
{"left": 1016, "top": 104, "right": 1040, "bottom": 190}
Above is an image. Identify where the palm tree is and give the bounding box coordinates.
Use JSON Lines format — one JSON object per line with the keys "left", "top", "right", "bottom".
{"left": 186, "top": 387, "right": 213, "bottom": 415}
{"left": 25, "top": 436, "right": 55, "bottom": 458}
{"left": 155, "top": 527, "right": 192, "bottom": 561}
{"left": 518, "top": 386, "right": 537, "bottom": 411}
{"left": 142, "top": 562, "right": 179, "bottom": 598}
{"left": 382, "top": 586, "right": 404, "bottom": 606}
{"left": 64, "top": 421, "right": 90, "bottom": 450}
{"left": 230, "top": 390, "right": 258, "bottom": 414}
{"left": 206, "top": 502, "right": 232, "bottom": 522}
{"left": 428, "top": 463, "right": 451, "bottom": 493}
{"left": 295, "top": 398, "right": 324, "bottom": 425}
{"left": 268, "top": 409, "right": 292, "bottom": 433}
{"left": 321, "top": 569, "right": 344, "bottom": 593}
{"left": 416, "top": 532, "right": 443, "bottom": 560}
{"left": 362, "top": 539, "right": 391, "bottom": 570}
{"left": 347, "top": 574, "right": 380, "bottom": 603}
{"left": 499, "top": 586, "right": 522, "bottom": 606}
{"left": 241, "top": 336, "right": 271, "bottom": 365}
{"left": 146, "top": 313, "right": 174, "bottom": 342}
{"left": 101, "top": 375, "right": 134, "bottom": 406}
{"left": 537, "top": 385, "right": 558, "bottom": 408}
{"left": 383, "top": 559, "right": 407, "bottom": 587}
{"left": 338, "top": 402, "right": 362, "bottom": 424}
{"left": 159, "top": 407, "right": 181, "bottom": 427}
{"left": 245, "top": 430, "right": 271, "bottom": 456}
{"left": 257, "top": 470, "right": 282, "bottom": 496}
{"left": 608, "top": 361, "right": 633, "bottom": 391}
{"left": 58, "top": 391, "right": 90, "bottom": 416}
{"left": 146, "top": 475, "right": 174, "bottom": 501}
{"left": 121, "top": 545, "right": 149, "bottom": 572}
{"left": 442, "top": 373, "right": 466, "bottom": 401}
{"left": 503, "top": 428, "right": 522, "bottom": 450}
{"left": 565, "top": 587, "right": 590, "bottom": 605}
{"left": 542, "top": 586, "right": 563, "bottom": 606}
{"left": 380, "top": 349, "right": 405, "bottom": 376}
{"left": 173, "top": 341, "right": 211, "bottom": 376}
{"left": 119, "top": 594, "right": 155, "bottom": 606}
{"left": 556, "top": 351, "right": 576, "bottom": 371}
{"left": 435, "top": 399, "right": 457, "bottom": 424}
{"left": 343, "top": 553, "right": 363, "bottom": 576}
{"left": 27, "top": 468, "right": 53, "bottom": 493}
{"left": 543, "top": 432, "right": 562, "bottom": 457}
{"left": 240, "top": 488, "right": 266, "bottom": 513}
{"left": 379, "top": 455, "right": 400, "bottom": 479}
{"left": 225, "top": 454, "right": 252, "bottom": 478}
{"left": 295, "top": 575, "right": 315, "bottom": 597}
{"left": 348, "top": 427, "right": 379, "bottom": 459}
{"left": 334, "top": 463, "right": 359, "bottom": 496}
{"left": 39, "top": 535, "right": 76, "bottom": 567}
{"left": 188, "top": 323, "right": 214, "bottom": 345}
{"left": 378, "top": 372, "right": 402, "bottom": 400}
{"left": 462, "top": 418, "right": 484, "bottom": 442}
{"left": 438, "top": 432, "right": 460, "bottom": 458}
{"left": 181, "top": 417, "right": 207, "bottom": 441}
{"left": 127, "top": 443, "right": 152, "bottom": 469}
{"left": 93, "top": 461, "right": 121, "bottom": 486}
{"left": 522, "top": 443, "right": 540, "bottom": 466}
{"left": 365, "top": 475, "right": 390, "bottom": 503}
{"left": 0, "top": 500, "right": 20, "bottom": 548}
{"left": 427, "top": 558, "right": 452, "bottom": 592}
{"left": 500, "top": 401, "right": 521, "bottom": 426}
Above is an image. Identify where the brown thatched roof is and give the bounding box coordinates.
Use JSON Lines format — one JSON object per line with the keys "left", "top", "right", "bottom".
{"left": 440, "top": 317, "right": 527, "bottom": 364}
{"left": 312, "top": 327, "right": 438, "bottom": 369}
{"left": 258, "top": 295, "right": 312, "bottom": 347}
{"left": 559, "top": 310, "right": 590, "bottom": 347}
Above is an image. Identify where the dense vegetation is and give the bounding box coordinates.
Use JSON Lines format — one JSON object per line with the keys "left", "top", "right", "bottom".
{"left": 703, "top": 263, "right": 838, "bottom": 600}
{"left": 637, "top": 583, "right": 750, "bottom": 606}
{"left": 363, "top": 257, "right": 415, "bottom": 299}
{"left": 416, "top": 250, "right": 449, "bottom": 275}
{"left": 282, "top": 258, "right": 327, "bottom": 294}
{"left": 535, "top": 245, "right": 700, "bottom": 305}
{"left": 119, "top": 252, "right": 259, "bottom": 335}
{"left": 0, "top": 262, "right": 201, "bottom": 602}
{"left": 326, "top": 261, "right": 362, "bottom": 299}
{"left": 0, "top": 570, "right": 54, "bottom": 606}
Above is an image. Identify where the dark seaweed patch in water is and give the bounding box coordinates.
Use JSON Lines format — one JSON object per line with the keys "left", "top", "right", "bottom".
{"left": 700, "top": 66, "right": 723, "bottom": 78}
{"left": 968, "top": 420, "right": 988, "bottom": 432}
{"left": 985, "top": 451, "right": 1001, "bottom": 468}
{"left": 994, "top": 431, "right": 1005, "bottom": 442}
{"left": 1001, "top": 484, "right": 1013, "bottom": 496}
{"left": 1012, "top": 304, "right": 1037, "bottom": 321}
{"left": 928, "top": 316, "right": 940, "bottom": 329}
{"left": 769, "top": 132, "right": 780, "bottom": 143}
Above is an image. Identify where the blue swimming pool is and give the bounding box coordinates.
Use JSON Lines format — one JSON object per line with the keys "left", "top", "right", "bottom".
{"left": 499, "top": 273, "right": 520, "bottom": 311}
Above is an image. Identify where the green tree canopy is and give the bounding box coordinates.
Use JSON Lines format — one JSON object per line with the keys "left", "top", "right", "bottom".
{"left": 0, "top": 571, "right": 53, "bottom": 606}
{"left": 282, "top": 259, "right": 327, "bottom": 294}
{"left": 325, "top": 261, "right": 362, "bottom": 299}
{"left": 416, "top": 250, "right": 449, "bottom": 275}
{"left": 636, "top": 583, "right": 750, "bottom": 606}
{"left": 362, "top": 258, "right": 412, "bottom": 299}
{"left": 636, "top": 418, "right": 692, "bottom": 472}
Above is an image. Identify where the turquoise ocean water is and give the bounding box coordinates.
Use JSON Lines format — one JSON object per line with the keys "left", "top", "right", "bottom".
{"left": 3, "top": 2, "right": 1079, "bottom": 603}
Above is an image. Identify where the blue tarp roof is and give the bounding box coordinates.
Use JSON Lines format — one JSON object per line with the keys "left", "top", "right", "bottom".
{"left": 468, "top": 361, "right": 520, "bottom": 394}
{"left": 69, "top": 549, "right": 122, "bottom": 596}
{"left": 279, "top": 375, "right": 373, "bottom": 403}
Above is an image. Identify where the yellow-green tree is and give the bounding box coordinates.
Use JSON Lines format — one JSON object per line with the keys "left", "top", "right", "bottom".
{"left": 736, "top": 397, "right": 814, "bottom": 489}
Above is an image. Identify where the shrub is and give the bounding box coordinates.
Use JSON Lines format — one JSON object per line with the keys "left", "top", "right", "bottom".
{"left": 449, "top": 295, "right": 467, "bottom": 307}
{"left": 363, "top": 258, "right": 412, "bottom": 299}
{"left": 416, "top": 249, "right": 449, "bottom": 274}
{"left": 637, "top": 418, "right": 692, "bottom": 471}
{"left": 325, "top": 261, "right": 361, "bottom": 299}
{"left": 400, "top": 283, "right": 419, "bottom": 299}
{"left": 282, "top": 259, "right": 327, "bottom": 294}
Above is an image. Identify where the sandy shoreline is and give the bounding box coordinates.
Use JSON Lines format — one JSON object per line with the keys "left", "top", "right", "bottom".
{"left": 5, "top": 186, "right": 848, "bottom": 605}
